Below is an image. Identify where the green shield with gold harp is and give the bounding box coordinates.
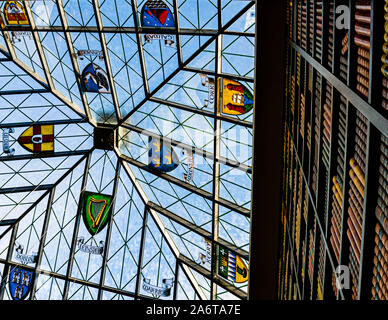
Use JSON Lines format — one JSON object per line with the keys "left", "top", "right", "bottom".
{"left": 81, "top": 191, "right": 112, "bottom": 236}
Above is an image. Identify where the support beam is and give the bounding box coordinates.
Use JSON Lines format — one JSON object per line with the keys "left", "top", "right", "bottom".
{"left": 1, "top": 25, "right": 255, "bottom": 38}
{"left": 173, "top": 0, "right": 183, "bottom": 66}
{"left": 0, "top": 118, "right": 87, "bottom": 129}
{"left": 148, "top": 201, "right": 249, "bottom": 260}
{"left": 134, "top": 206, "right": 149, "bottom": 299}
{"left": 62, "top": 151, "right": 92, "bottom": 299}
{"left": 178, "top": 254, "right": 247, "bottom": 300}
{"left": 0, "top": 219, "right": 17, "bottom": 226}
{"left": 0, "top": 258, "right": 142, "bottom": 300}
{"left": 97, "top": 160, "right": 121, "bottom": 300}
{"left": 131, "top": 0, "right": 150, "bottom": 97}
{"left": 0, "top": 89, "right": 48, "bottom": 96}
{"left": 183, "top": 66, "right": 254, "bottom": 83}
{"left": 30, "top": 187, "right": 55, "bottom": 298}
{"left": 23, "top": 1, "right": 55, "bottom": 89}
{"left": 210, "top": 4, "right": 222, "bottom": 297}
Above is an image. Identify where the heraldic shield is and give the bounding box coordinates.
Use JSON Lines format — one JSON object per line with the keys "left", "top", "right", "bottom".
{"left": 8, "top": 267, "right": 34, "bottom": 300}
{"left": 80, "top": 191, "right": 112, "bottom": 236}
{"left": 141, "top": 0, "right": 175, "bottom": 27}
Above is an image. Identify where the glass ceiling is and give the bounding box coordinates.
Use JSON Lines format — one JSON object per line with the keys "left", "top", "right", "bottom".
{"left": 0, "top": 0, "right": 255, "bottom": 300}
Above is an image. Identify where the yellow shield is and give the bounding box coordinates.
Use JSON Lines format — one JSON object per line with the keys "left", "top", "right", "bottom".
{"left": 235, "top": 255, "right": 249, "bottom": 283}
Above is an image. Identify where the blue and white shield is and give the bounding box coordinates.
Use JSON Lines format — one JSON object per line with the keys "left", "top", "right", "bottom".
{"left": 148, "top": 136, "right": 179, "bottom": 173}
{"left": 8, "top": 267, "right": 34, "bottom": 300}
{"left": 81, "top": 63, "right": 110, "bottom": 94}
{"left": 141, "top": 0, "right": 175, "bottom": 28}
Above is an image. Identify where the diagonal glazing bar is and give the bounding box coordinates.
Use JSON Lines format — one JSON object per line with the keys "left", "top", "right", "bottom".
{"left": 148, "top": 97, "right": 253, "bottom": 128}
{"left": 118, "top": 156, "right": 208, "bottom": 300}
{"left": 148, "top": 201, "right": 249, "bottom": 260}
{"left": 23, "top": 1, "right": 54, "bottom": 89}
{"left": 0, "top": 43, "right": 87, "bottom": 120}
{"left": 0, "top": 150, "right": 91, "bottom": 240}
{"left": 183, "top": 67, "right": 254, "bottom": 83}
{"left": 1, "top": 25, "right": 255, "bottom": 38}
{"left": 0, "top": 149, "right": 91, "bottom": 162}
{"left": 0, "top": 184, "right": 55, "bottom": 194}
{"left": 0, "top": 118, "right": 88, "bottom": 129}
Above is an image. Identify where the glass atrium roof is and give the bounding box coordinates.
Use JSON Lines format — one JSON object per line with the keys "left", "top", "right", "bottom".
{"left": 0, "top": 0, "right": 255, "bottom": 300}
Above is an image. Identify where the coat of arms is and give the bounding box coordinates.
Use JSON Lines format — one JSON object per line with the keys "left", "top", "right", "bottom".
{"left": 4, "top": 1, "right": 29, "bottom": 26}
{"left": 142, "top": 277, "right": 174, "bottom": 298}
